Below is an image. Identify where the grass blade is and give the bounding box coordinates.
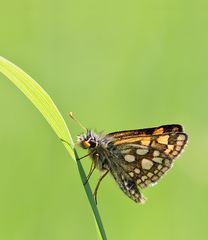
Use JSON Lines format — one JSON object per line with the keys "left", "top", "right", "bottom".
{"left": 0, "top": 56, "right": 107, "bottom": 240}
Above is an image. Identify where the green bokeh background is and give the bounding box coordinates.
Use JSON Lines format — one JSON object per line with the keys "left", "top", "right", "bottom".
{"left": 0, "top": 1, "right": 207, "bottom": 240}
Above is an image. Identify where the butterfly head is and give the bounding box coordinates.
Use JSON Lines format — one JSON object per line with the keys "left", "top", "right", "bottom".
{"left": 78, "top": 130, "right": 98, "bottom": 149}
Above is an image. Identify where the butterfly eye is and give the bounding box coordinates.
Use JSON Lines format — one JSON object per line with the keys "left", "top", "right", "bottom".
{"left": 89, "top": 139, "right": 97, "bottom": 148}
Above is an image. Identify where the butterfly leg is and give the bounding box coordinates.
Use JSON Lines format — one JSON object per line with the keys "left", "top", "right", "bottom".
{"left": 94, "top": 170, "right": 109, "bottom": 204}
{"left": 84, "top": 161, "right": 96, "bottom": 185}
{"left": 77, "top": 151, "right": 96, "bottom": 160}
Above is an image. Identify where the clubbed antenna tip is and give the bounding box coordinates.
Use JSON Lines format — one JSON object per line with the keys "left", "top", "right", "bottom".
{"left": 69, "top": 112, "right": 87, "bottom": 131}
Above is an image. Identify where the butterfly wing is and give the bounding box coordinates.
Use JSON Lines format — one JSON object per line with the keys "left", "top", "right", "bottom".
{"left": 108, "top": 124, "right": 183, "bottom": 138}
{"left": 106, "top": 159, "right": 145, "bottom": 203}
{"left": 107, "top": 124, "right": 188, "bottom": 189}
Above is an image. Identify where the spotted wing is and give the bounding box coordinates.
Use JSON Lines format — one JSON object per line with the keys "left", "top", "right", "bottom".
{"left": 107, "top": 160, "right": 145, "bottom": 203}
{"left": 108, "top": 125, "right": 188, "bottom": 189}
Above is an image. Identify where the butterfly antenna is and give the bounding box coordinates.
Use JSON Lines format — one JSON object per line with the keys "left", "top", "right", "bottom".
{"left": 69, "top": 112, "right": 87, "bottom": 131}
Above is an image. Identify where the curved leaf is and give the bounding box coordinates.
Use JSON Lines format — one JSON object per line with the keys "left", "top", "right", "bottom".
{"left": 0, "top": 56, "right": 107, "bottom": 240}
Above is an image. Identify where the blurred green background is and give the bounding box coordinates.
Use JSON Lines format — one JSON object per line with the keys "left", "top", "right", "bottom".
{"left": 0, "top": 1, "right": 207, "bottom": 240}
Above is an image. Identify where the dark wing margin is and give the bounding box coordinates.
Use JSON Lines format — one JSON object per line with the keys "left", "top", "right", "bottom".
{"left": 107, "top": 124, "right": 184, "bottom": 139}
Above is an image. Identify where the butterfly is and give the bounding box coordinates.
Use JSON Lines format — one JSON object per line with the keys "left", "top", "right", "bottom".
{"left": 76, "top": 121, "right": 188, "bottom": 204}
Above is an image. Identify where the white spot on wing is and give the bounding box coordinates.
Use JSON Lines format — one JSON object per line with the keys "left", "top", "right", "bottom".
{"left": 161, "top": 167, "right": 169, "bottom": 172}
{"left": 177, "top": 140, "right": 184, "bottom": 146}
{"left": 177, "top": 134, "right": 186, "bottom": 141}
{"left": 164, "top": 159, "right": 171, "bottom": 166}
{"left": 136, "top": 149, "right": 149, "bottom": 155}
{"left": 136, "top": 179, "right": 141, "bottom": 184}
{"left": 141, "top": 158, "right": 153, "bottom": 170}
{"left": 152, "top": 176, "right": 159, "bottom": 181}
{"left": 134, "top": 168, "right": 140, "bottom": 174}
{"left": 131, "top": 189, "right": 135, "bottom": 195}
{"left": 121, "top": 149, "right": 131, "bottom": 154}
{"left": 158, "top": 171, "right": 163, "bottom": 176}
{"left": 153, "top": 150, "right": 160, "bottom": 157}
{"left": 147, "top": 172, "right": 153, "bottom": 178}
{"left": 152, "top": 157, "right": 163, "bottom": 163}
{"left": 145, "top": 179, "right": 151, "bottom": 185}
{"left": 176, "top": 146, "right": 181, "bottom": 151}
{"left": 141, "top": 176, "right": 147, "bottom": 181}
{"left": 129, "top": 172, "right": 134, "bottom": 177}
{"left": 124, "top": 154, "right": 135, "bottom": 162}
{"left": 172, "top": 150, "right": 178, "bottom": 156}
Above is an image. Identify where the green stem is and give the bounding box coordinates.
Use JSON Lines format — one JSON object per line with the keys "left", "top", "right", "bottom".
{"left": 74, "top": 149, "right": 107, "bottom": 240}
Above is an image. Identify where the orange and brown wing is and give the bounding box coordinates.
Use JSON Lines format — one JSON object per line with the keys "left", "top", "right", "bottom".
{"left": 108, "top": 126, "right": 188, "bottom": 189}
{"left": 108, "top": 124, "right": 183, "bottom": 139}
